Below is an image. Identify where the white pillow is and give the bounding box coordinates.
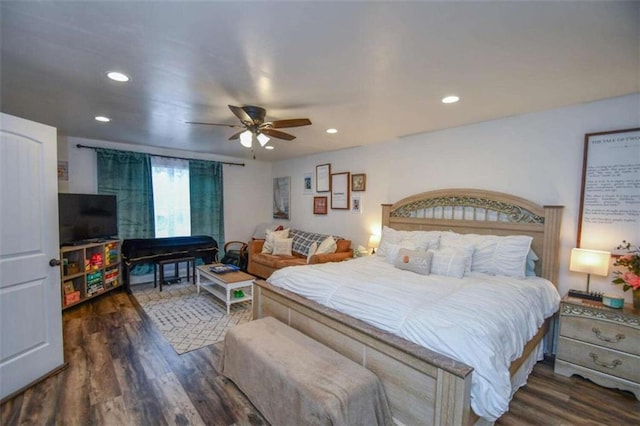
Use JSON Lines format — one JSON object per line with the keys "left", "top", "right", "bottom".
{"left": 272, "top": 238, "right": 293, "bottom": 256}
{"left": 429, "top": 246, "right": 474, "bottom": 278}
{"left": 376, "top": 226, "right": 402, "bottom": 257}
{"left": 262, "top": 228, "right": 290, "bottom": 254}
{"left": 439, "top": 232, "right": 532, "bottom": 277}
{"left": 307, "top": 242, "right": 318, "bottom": 264}
{"left": 394, "top": 248, "right": 433, "bottom": 275}
{"left": 316, "top": 236, "right": 337, "bottom": 255}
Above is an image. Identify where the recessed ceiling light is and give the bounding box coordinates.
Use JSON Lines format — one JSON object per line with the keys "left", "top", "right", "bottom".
{"left": 326, "top": 128, "right": 338, "bottom": 134}
{"left": 265, "top": 146, "right": 275, "bottom": 150}
{"left": 442, "top": 96, "right": 460, "bottom": 104}
{"left": 107, "top": 71, "right": 129, "bottom": 82}
{"left": 95, "top": 116, "right": 111, "bottom": 122}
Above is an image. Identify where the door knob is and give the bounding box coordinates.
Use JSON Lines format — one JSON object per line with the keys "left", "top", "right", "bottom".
{"left": 49, "top": 259, "right": 61, "bottom": 267}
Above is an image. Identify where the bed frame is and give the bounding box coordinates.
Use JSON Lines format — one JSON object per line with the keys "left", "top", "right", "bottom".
{"left": 253, "top": 189, "right": 563, "bottom": 425}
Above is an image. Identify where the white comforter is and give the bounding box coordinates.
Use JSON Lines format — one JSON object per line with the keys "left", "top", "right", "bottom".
{"left": 267, "top": 256, "right": 560, "bottom": 421}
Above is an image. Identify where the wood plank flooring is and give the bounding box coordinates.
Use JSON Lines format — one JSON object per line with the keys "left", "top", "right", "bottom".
{"left": 1, "top": 288, "right": 638, "bottom": 425}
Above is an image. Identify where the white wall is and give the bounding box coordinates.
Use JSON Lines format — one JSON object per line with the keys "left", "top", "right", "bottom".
{"left": 272, "top": 94, "right": 640, "bottom": 302}
{"left": 56, "top": 137, "right": 272, "bottom": 244}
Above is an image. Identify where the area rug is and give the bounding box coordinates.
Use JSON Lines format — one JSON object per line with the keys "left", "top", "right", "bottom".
{"left": 132, "top": 281, "right": 252, "bottom": 354}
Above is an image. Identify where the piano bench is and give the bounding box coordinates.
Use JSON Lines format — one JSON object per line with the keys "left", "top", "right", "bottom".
{"left": 154, "top": 257, "right": 195, "bottom": 291}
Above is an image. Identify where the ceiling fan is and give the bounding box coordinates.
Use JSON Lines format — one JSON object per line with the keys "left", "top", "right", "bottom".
{"left": 187, "top": 105, "right": 311, "bottom": 148}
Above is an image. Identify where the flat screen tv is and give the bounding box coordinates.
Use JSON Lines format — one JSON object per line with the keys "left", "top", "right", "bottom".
{"left": 58, "top": 193, "right": 118, "bottom": 245}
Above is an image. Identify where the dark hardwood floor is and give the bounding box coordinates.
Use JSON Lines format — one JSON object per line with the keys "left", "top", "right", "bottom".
{"left": 1, "top": 288, "right": 638, "bottom": 425}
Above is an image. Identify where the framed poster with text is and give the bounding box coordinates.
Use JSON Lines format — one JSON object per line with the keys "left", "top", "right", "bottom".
{"left": 577, "top": 128, "right": 640, "bottom": 251}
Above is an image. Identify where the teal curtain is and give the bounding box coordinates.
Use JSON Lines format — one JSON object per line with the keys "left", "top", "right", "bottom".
{"left": 96, "top": 148, "right": 155, "bottom": 238}
{"left": 189, "top": 159, "right": 224, "bottom": 248}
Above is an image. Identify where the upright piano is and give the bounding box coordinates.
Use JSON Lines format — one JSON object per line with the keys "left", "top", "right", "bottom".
{"left": 121, "top": 235, "right": 218, "bottom": 292}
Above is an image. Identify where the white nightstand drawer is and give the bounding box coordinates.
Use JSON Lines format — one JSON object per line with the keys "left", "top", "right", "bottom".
{"left": 557, "top": 337, "right": 640, "bottom": 383}
{"left": 560, "top": 315, "right": 640, "bottom": 356}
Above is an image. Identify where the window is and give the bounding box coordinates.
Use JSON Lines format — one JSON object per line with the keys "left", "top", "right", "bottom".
{"left": 151, "top": 156, "right": 191, "bottom": 237}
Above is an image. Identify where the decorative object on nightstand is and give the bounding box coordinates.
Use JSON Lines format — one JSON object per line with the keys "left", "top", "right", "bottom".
{"left": 568, "top": 248, "right": 610, "bottom": 301}
{"left": 612, "top": 240, "right": 640, "bottom": 310}
{"left": 368, "top": 234, "right": 380, "bottom": 255}
{"left": 555, "top": 296, "right": 639, "bottom": 400}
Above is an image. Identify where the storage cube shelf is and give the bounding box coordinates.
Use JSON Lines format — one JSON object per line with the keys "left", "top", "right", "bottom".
{"left": 60, "top": 240, "right": 121, "bottom": 309}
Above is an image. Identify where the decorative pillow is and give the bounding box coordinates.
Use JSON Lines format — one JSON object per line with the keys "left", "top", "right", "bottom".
{"left": 429, "top": 246, "right": 474, "bottom": 278}
{"left": 384, "top": 241, "right": 422, "bottom": 264}
{"left": 307, "top": 242, "right": 318, "bottom": 264}
{"left": 316, "top": 236, "right": 337, "bottom": 255}
{"left": 525, "top": 249, "right": 539, "bottom": 276}
{"left": 272, "top": 238, "right": 293, "bottom": 256}
{"left": 394, "top": 249, "right": 433, "bottom": 275}
{"left": 289, "top": 229, "right": 336, "bottom": 256}
{"left": 262, "top": 228, "right": 290, "bottom": 254}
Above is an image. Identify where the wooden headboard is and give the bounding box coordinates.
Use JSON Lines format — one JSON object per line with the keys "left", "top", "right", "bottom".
{"left": 382, "top": 188, "right": 563, "bottom": 284}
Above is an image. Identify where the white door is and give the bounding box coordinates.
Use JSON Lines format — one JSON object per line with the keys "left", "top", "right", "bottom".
{"left": 0, "top": 113, "right": 64, "bottom": 400}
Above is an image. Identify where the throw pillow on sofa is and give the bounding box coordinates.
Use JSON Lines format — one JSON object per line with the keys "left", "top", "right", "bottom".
{"left": 272, "top": 238, "right": 293, "bottom": 256}
{"left": 262, "top": 228, "right": 290, "bottom": 254}
{"left": 316, "top": 236, "right": 337, "bottom": 254}
{"left": 307, "top": 242, "right": 318, "bottom": 263}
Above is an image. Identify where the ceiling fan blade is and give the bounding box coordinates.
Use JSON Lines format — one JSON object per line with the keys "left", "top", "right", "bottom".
{"left": 261, "top": 128, "right": 296, "bottom": 141}
{"left": 266, "top": 118, "right": 312, "bottom": 129}
{"left": 185, "top": 121, "right": 244, "bottom": 128}
{"left": 229, "top": 130, "right": 244, "bottom": 140}
{"left": 228, "top": 105, "right": 253, "bottom": 125}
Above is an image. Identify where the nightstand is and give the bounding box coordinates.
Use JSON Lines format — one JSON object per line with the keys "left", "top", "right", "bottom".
{"left": 555, "top": 296, "right": 639, "bottom": 399}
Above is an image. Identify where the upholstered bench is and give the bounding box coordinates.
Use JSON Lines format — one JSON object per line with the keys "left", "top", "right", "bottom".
{"left": 222, "top": 317, "right": 393, "bottom": 426}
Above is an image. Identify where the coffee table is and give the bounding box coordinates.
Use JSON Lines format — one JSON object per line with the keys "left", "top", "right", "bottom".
{"left": 196, "top": 264, "right": 254, "bottom": 314}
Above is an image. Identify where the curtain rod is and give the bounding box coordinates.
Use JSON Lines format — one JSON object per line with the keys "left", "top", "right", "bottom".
{"left": 75, "top": 144, "right": 245, "bottom": 167}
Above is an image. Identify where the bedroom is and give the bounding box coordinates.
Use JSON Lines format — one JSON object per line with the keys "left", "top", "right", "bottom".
{"left": 1, "top": 1, "right": 639, "bottom": 425}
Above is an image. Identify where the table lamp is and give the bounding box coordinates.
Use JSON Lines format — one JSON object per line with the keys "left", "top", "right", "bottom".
{"left": 569, "top": 248, "right": 611, "bottom": 292}
{"left": 368, "top": 234, "right": 381, "bottom": 255}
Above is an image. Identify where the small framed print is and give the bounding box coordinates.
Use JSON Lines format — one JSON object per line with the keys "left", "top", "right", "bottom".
{"left": 313, "top": 196, "right": 328, "bottom": 215}
{"left": 316, "top": 163, "right": 331, "bottom": 192}
{"left": 351, "top": 195, "right": 362, "bottom": 214}
{"left": 303, "top": 172, "right": 313, "bottom": 195}
{"left": 351, "top": 173, "right": 366, "bottom": 191}
{"left": 331, "top": 172, "right": 350, "bottom": 209}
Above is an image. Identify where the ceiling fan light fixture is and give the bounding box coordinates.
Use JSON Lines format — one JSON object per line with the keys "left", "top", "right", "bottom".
{"left": 442, "top": 95, "right": 460, "bottom": 104}
{"left": 257, "top": 133, "right": 270, "bottom": 147}
{"left": 95, "top": 115, "right": 111, "bottom": 122}
{"left": 326, "top": 128, "right": 338, "bottom": 134}
{"left": 240, "top": 130, "right": 253, "bottom": 148}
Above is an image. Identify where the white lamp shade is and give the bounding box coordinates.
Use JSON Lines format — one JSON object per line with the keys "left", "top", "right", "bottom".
{"left": 239, "top": 130, "right": 252, "bottom": 148}
{"left": 257, "top": 133, "right": 270, "bottom": 147}
{"left": 368, "top": 234, "right": 381, "bottom": 249}
{"left": 569, "top": 248, "right": 610, "bottom": 277}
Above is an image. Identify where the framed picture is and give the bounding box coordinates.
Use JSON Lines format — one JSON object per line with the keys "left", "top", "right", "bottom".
{"left": 313, "top": 196, "right": 328, "bottom": 215}
{"left": 316, "top": 163, "right": 331, "bottom": 192}
{"left": 577, "top": 127, "right": 640, "bottom": 250}
{"left": 303, "top": 172, "right": 313, "bottom": 195}
{"left": 351, "top": 173, "right": 366, "bottom": 191}
{"left": 273, "top": 176, "right": 290, "bottom": 220}
{"left": 351, "top": 195, "right": 362, "bottom": 214}
{"left": 331, "top": 172, "right": 350, "bottom": 209}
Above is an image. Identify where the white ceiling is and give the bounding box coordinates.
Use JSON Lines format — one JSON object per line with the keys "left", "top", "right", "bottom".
{"left": 1, "top": 1, "right": 638, "bottom": 161}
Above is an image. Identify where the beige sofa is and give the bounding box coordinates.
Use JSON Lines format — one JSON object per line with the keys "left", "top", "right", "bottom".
{"left": 248, "top": 230, "right": 352, "bottom": 279}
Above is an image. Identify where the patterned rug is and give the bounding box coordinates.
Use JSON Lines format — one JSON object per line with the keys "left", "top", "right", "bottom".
{"left": 132, "top": 281, "right": 252, "bottom": 354}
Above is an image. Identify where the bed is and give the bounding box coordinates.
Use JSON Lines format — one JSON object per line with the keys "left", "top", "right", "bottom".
{"left": 252, "top": 188, "right": 563, "bottom": 425}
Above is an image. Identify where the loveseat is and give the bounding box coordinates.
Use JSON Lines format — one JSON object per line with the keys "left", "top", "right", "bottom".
{"left": 248, "top": 229, "right": 353, "bottom": 279}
